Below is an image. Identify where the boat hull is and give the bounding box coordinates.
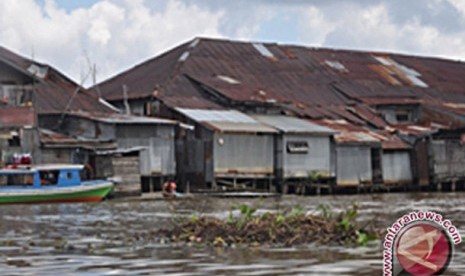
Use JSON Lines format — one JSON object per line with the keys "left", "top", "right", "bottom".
{"left": 0, "top": 181, "right": 113, "bottom": 204}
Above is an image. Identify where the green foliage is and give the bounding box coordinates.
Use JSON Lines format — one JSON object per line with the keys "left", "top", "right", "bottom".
{"left": 170, "top": 201, "right": 379, "bottom": 248}
{"left": 356, "top": 231, "right": 369, "bottom": 246}
{"left": 337, "top": 203, "right": 359, "bottom": 232}
{"left": 332, "top": 202, "right": 376, "bottom": 246}
{"left": 345, "top": 202, "right": 359, "bottom": 220}
{"left": 287, "top": 205, "right": 304, "bottom": 218}
{"left": 336, "top": 203, "right": 357, "bottom": 232}
{"left": 307, "top": 170, "right": 322, "bottom": 182}
{"left": 228, "top": 204, "right": 258, "bottom": 228}
{"left": 275, "top": 214, "right": 285, "bottom": 225}
{"left": 238, "top": 204, "right": 256, "bottom": 228}
{"left": 228, "top": 206, "right": 235, "bottom": 225}
{"left": 240, "top": 204, "right": 256, "bottom": 220}
{"left": 189, "top": 213, "right": 199, "bottom": 223}
{"left": 317, "top": 203, "right": 332, "bottom": 219}
{"left": 339, "top": 216, "right": 351, "bottom": 232}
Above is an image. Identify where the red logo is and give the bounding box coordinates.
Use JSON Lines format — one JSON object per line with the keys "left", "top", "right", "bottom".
{"left": 395, "top": 222, "right": 453, "bottom": 275}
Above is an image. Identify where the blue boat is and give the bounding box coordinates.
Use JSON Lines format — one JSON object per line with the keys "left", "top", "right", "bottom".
{"left": 0, "top": 164, "right": 113, "bottom": 204}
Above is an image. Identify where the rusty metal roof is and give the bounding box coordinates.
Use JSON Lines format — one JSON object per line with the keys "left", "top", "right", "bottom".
{"left": 33, "top": 69, "right": 113, "bottom": 114}
{"left": 97, "top": 41, "right": 193, "bottom": 101}
{"left": 0, "top": 45, "right": 113, "bottom": 115}
{"left": 0, "top": 46, "right": 34, "bottom": 76}
{"left": 39, "top": 128, "right": 116, "bottom": 150}
{"left": 314, "top": 119, "right": 410, "bottom": 149}
{"left": 67, "top": 111, "right": 177, "bottom": 125}
{"left": 96, "top": 37, "right": 465, "bottom": 145}
{"left": 394, "top": 124, "right": 437, "bottom": 137}
{"left": 97, "top": 37, "right": 465, "bottom": 117}
{"left": 316, "top": 119, "right": 380, "bottom": 145}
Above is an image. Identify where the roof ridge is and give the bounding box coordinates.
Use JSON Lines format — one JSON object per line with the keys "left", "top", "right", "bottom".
{"left": 178, "top": 36, "right": 465, "bottom": 65}
{"left": 96, "top": 39, "right": 193, "bottom": 90}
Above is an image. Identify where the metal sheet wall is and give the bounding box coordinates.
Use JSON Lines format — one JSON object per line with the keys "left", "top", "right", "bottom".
{"left": 282, "top": 134, "right": 331, "bottom": 178}
{"left": 213, "top": 133, "right": 274, "bottom": 174}
{"left": 414, "top": 140, "right": 430, "bottom": 186}
{"left": 64, "top": 117, "right": 115, "bottom": 141}
{"left": 377, "top": 106, "right": 420, "bottom": 124}
{"left": 116, "top": 124, "right": 175, "bottom": 176}
{"left": 430, "top": 140, "right": 465, "bottom": 181}
{"left": 41, "top": 148, "right": 73, "bottom": 164}
{"left": 336, "top": 145, "right": 372, "bottom": 186}
{"left": 382, "top": 151, "right": 412, "bottom": 183}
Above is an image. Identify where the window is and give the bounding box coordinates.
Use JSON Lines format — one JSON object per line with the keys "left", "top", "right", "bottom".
{"left": 396, "top": 112, "right": 410, "bottom": 123}
{"left": 27, "top": 64, "right": 49, "bottom": 79}
{"left": 287, "top": 141, "right": 309, "bottom": 154}
{"left": 0, "top": 174, "right": 34, "bottom": 186}
{"left": 144, "top": 101, "right": 160, "bottom": 116}
{"left": 8, "top": 135, "right": 20, "bottom": 147}
{"left": 39, "top": 170, "right": 59, "bottom": 185}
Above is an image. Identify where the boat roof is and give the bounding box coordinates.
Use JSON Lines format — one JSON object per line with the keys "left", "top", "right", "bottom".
{"left": 0, "top": 169, "right": 36, "bottom": 174}
{"left": 32, "top": 164, "right": 84, "bottom": 171}
{"left": 0, "top": 164, "right": 84, "bottom": 174}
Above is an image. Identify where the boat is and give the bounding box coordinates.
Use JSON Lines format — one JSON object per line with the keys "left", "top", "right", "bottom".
{"left": 0, "top": 164, "right": 113, "bottom": 204}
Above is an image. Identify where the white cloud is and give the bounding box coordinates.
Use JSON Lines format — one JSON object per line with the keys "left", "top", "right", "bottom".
{"left": 3, "top": 0, "right": 465, "bottom": 88}
{"left": 298, "top": 6, "right": 336, "bottom": 45}
{"left": 448, "top": 0, "right": 465, "bottom": 16}
{"left": 86, "top": 1, "right": 124, "bottom": 46}
{"left": 0, "top": 0, "right": 225, "bottom": 86}
{"left": 297, "top": 2, "right": 465, "bottom": 60}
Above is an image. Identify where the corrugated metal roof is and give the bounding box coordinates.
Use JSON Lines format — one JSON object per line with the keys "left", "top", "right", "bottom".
{"left": 176, "top": 108, "right": 257, "bottom": 123}
{"left": 253, "top": 115, "right": 336, "bottom": 134}
{"left": 95, "top": 37, "right": 465, "bottom": 142}
{"left": 0, "top": 46, "right": 34, "bottom": 75}
{"left": 315, "top": 119, "right": 409, "bottom": 148}
{"left": 0, "top": 45, "right": 113, "bottom": 115}
{"left": 97, "top": 38, "right": 465, "bottom": 114}
{"left": 96, "top": 146, "right": 146, "bottom": 155}
{"left": 336, "top": 131, "right": 380, "bottom": 144}
{"left": 176, "top": 108, "right": 277, "bottom": 133}
{"left": 97, "top": 40, "right": 192, "bottom": 101}
{"left": 39, "top": 128, "right": 116, "bottom": 150}
{"left": 95, "top": 38, "right": 462, "bottom": 121}
{"left": 204, "top": 121, "right": 277, "bottom": 133}
{"left": 69, "top": 111, "right": 177, "bottom": 125}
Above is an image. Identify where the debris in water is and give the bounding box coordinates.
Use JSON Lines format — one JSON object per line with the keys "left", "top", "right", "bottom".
{"left": 157, "top": 204, "right": 381, "bottom": 247}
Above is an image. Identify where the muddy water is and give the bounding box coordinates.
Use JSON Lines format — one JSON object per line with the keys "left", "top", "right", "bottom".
{"left": 0, "top": 193, "right": 464, "bottom": 275}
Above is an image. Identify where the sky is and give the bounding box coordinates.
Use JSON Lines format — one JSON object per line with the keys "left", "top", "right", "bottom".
{"left": 2, "top": 0, "right": 465, "bottom": 87}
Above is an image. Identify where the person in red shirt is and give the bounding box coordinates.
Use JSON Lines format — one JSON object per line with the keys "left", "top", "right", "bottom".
{"left": 162, "top": 180, "right": 177, "bottom": 198}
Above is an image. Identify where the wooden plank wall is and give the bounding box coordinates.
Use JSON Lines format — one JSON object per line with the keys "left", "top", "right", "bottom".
{"left": 111, "top": 156, "right": 141, "bottom": 195}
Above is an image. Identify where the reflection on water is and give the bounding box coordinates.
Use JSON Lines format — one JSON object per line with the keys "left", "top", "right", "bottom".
{"left": 0, "top": 193, "right": 464, "bottom": 275}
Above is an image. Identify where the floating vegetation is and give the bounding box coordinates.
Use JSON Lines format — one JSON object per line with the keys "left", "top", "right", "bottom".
{"left": 157, "top": 203, "right": 381, "bottom": 247}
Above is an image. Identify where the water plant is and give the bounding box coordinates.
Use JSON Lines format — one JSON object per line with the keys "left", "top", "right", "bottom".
{"left": 157, "top": 202, "right": 380, "bottom": 248}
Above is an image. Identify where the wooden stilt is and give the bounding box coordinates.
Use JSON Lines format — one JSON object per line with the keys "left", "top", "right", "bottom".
{"left": 283, "top": 183, "right": 288, "bottom": 194}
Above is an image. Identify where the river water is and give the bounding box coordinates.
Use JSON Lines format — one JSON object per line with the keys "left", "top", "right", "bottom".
{"left": 0, "top": 192, "right": 464, "bottom": 275}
